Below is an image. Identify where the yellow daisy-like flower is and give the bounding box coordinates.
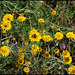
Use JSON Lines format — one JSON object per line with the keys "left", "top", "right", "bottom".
{"left": 19, "top": 48, "right": 24, "bottom": 52}
{"left": 68, "top": 66, "right": 75, "bottom": 74}
{"left": 57, "top": 27, "right": 60, "bottom": 31}
{"left": 63, "top": 56, "right": 72, "bottom": 64}
{"left": 24, "top": 36, "right": 27, "bottom": 40}
{"left": 3, "top": 13, "right": 13, "bottom": 22}
{"left": 1, "top": 21, "right": 12, "bottom": 31}
{"left": 52, "top": 10, "right": 56, "bottom": 15}
{"left": 73, "top": 34, "right": 75, "bottom": 40}
{"left": 44, "top": 52, "right": 51, "bottom": 58}
{"left": 0, "top": 46, "right": 10, "bottom": 57}
{"left": 25, "top": 61, "right": 31, "bottom": 65}
{"left": 19, "top": 12, "right": 25, "bottom": 16}
{"left": 23, "top": 67, "right": 30, "bottom": 73}
{"left": 54, "top": 32, "right": 64, "bottom": 40}
{"left": 17, "top": 16, "right": 26, "bottom": 22}
{"left": 62, "top": 50, "right": 70, "bottom": 57}
{"left": 43, "top": 70, "right": 48, "bottom": 75}
{"left": 39, "top": 30, "right": 45, "bottom": 35}
{"left": 39, "top": 1, "right": 44, "bottom": 6}
{"left": 15, "top": 64, "right": 21, "bottom": 68}
{"left": 31, "top": 49, "right": 37, "bottom": 55}
{"left": 54, "top": 48, "right": 59, "bottom": 54}
{"left": 38, "top": 47, "right": 42, "bottom": 52}
{"left": 29, "top": 30, "right": 41, "bottom": 42}
{"left": 43, "top": 67, "right": 47, "bottom": 71}
{"left": 51, "top": 25, "right": 55, "bottom": 28}
{"left": 23, "top": 47, "right": 26, "bottom": 51}
{"left": 29, "top": 29, "right": 38, "bottom": 34}
{"left": 38, "top": 12, "right": 40, "bottom": 14}
{"left": 31, "top": 44, "right": 39, "bottom": 50}
{"left": 18, "top": 58, "right": 24, "bottom": 65}
{"left": 24, "top": 42, "right": 28, "bottom": 46}
{"left": 66, "top": 32, "right": 74, "bottom": 38}
{"left": 6, "top": 40, "right": 10, "bottom": 44}
{"left": 18, "top": 52, "right": 24, "bottom": 59}
{"left": 38, "top": 18, "right": 45, "bottom": 23}
{"left": 58, "top": 70, "right": 62, "bottom": 74}
{"left": 43, "top": 35, "right": 52, "bottom": 42}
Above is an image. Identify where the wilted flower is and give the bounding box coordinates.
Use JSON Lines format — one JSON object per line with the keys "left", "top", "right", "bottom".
{"left": 59, "top": 43, "right": 66, "bottom": 50}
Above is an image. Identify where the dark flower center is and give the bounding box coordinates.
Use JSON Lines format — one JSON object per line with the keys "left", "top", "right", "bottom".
{"left": 72, "top": 70, "right": 75, "bottom": 73}
{"left": 32, "top": 34, "right": 37, "bottom": 38}
{"left": 19, "top": 60, "right": 22, "bottom": 63}
{"left": 65, "top": 57, "right": 69, "bottom": 62}
{"left": 7, "top": 18, "right": 10, "bottom": 20}
{"left": 46, "top": 53, "right": 49, "bottom": 57}
{"left": 4, "top": 25, "right": 7, "bottom": 27}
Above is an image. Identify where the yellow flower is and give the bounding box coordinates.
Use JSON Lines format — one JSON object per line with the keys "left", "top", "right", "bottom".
{"left": 31, "top": 49, "right": 37, "bottom": 55}
{"left": 13, "top": 38, "right": 16, "bottom": 40}
{"left": 52, "top": 10, "right": 56, "bottom": 15}
{"left": 29, "top": 29, "right": 41, "bottom": 42}
{"left": 3, "top": 13, "right": 13, "bottom": 22}
{"left": 66, "top": 32, "right": 74, "bottom": 38}
{"left": 20, "top": 13, "right": 24, "bottom": 16}
{"left": 31, "top": 44, "right": 39, "bottom": 50}
{"left": 25, "top": 61, "right": 31, "bottom": 65}
{"left": 54, "top": 32, "right": 63, "bottom": 40}
{"left": 39, "top": 30, "right": 45, "bottom": 35}
{"left": 38, "top": 18, "right": 45, "bottom": 23}
{"left": 73, "top": 34, "right": 75, "bottom": 40}
{"left": 43, "top": 67, "right": 47, "bottom": 71}
{"left": 62, "top": 50, "right": 70, "bottom": 57}
{"left": 43, "top": 35, "right": 52, "bottom": 42}
{"left": 18, "top": 52, "right": 24, "bottom": 59}
{"left": 51, "top": 25, "right": 55, "bottom": 28}
{"left": 39, "top": 30, "right": 43, "bottom": 35}
{"left": 1, "top": 21, "right": 12, "bottom": 31}
{"left": 29, "top": 29, "right": 38, "bottom": 34}
{"left": 58, "top": 70, "right": 62, "bottom": 74}
{"left": 23, "top": 47, "right": 26, "bottom": 51}
{"left": 54, "top": 48, "right": 59, "bottom": 54}
{"left": 18, "top": 58, "right": 24, "bottom": 65}
{"left": 36, "top": 65, "right": 38, "bottom": 68}
{"left": 59, "top": 66, "right": 61, "bottom": 69}
{"left": 24, "top": 36, "right": 27, "bottom": 40}
{"left": 19, "top": 48, "right": 23, "bottom": 52}
{"left": 24, "top": 42, "right": 28, "bottom": 46}
{"left": 6, "top": 40, "right": 10, "bottom": 44}
{"left": 23, "top": 67, "right": 30, "bottom": 73}
{"left": 39, "top": 1, "right": 44, "bottom": 6}
{"left": 38, "top": 12, "right": 40, "bottom": 14}
{"left": 2, "top": 30, "right": 6, "bottom": 33}
{"left": 0, "top": 46, "right": 10, "bottom": 57}
{"left": 57, "top": 27, "right": 60, "bottom": 31}
{"left": 17, "top": 16, "right": 26, "bottom": 22}
{"left": 38, "top": 47, "right": 42, "bottom": 52}
{"left": 43, "top": 71, "right": 48, "bottom": 75}
{"left": 63, "top": 56, "right": 72, "bottom": 64}
{"left": 44, "top": 52, "right": 51, "bottom": 58}
{"left": 15, "top": 64, "right": 21, "bottom": 68}
{"left": 68, "top": 66, "right": 75, "bottom": 74}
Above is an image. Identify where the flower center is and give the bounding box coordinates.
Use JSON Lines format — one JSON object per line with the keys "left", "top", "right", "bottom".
{"left": 7, "top": 18, "right": 10, "bottom": 20}
{"left": 32, "top": 34, "right": 37, "bottom": 38}
{"left": 46, "top": 53, "right": 49, "bottom": 57}
{"left": 72, "top": 70, "right": 75, "bottom": 73}
{"left": 19, "top": 60, "right": 22, "bottom": 63}
{"left": 65, "top": 57, "right": 69, "bottom": 62}
{"left": 4, "top": 25, "right": 7, "bottom": 27}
